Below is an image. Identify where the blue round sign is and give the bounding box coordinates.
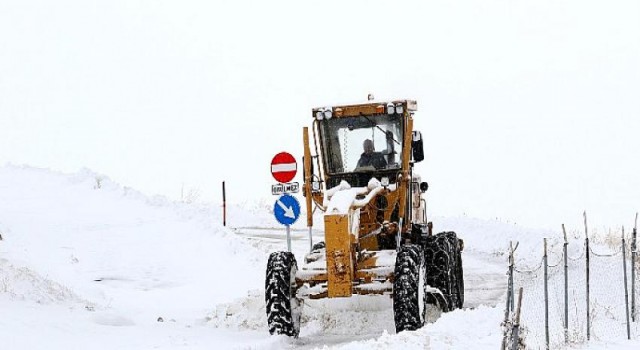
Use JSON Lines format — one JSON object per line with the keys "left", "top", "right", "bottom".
{"left": 274, "top": 194, "right": 301, "bottom": 226}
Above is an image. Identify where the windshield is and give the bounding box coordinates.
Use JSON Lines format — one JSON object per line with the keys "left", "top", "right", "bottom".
{"left": 319, "top": 114, "right": 403, "bottom": 174}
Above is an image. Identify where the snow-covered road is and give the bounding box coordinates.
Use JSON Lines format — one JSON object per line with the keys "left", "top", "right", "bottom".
{"left": 217, "top": 225, "right": 508, "bottom": 349}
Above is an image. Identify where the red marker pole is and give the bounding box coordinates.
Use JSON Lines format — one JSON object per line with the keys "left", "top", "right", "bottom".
{"left": 222, "top": 181, "right": 226, "bottom": 227}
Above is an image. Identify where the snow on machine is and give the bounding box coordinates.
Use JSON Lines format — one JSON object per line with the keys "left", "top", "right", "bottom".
{"left": 265, "top": 98, "right": 464, "bottom": 337}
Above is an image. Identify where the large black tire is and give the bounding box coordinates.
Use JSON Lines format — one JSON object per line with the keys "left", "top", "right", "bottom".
{"left": 393, "top": 244, "right": 426, "bottom": 332}
{"left": 423, "top": 231, "right": 464, "bottom": 311}
{"left": 442, "top": 232, "right": 464, "bottom": 309}
{"left": 265, "top": 251, "right": 301, "bottom": 337}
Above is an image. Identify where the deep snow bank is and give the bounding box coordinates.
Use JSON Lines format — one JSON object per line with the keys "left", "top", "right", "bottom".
{"left": 0, "top": 164, "right": 266, "bottom": 319}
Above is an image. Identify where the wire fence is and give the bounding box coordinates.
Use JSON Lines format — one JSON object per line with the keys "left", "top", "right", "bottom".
{"left": 502, "top": 213, "right": 640, "bottom": 349}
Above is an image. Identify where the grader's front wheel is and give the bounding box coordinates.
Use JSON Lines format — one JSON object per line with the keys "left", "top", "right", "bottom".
{"left": 393, "top": 244, "right": 427, "bottom": 332}
{"left": 265, "top": 251, "right": 301, "bottom": 337}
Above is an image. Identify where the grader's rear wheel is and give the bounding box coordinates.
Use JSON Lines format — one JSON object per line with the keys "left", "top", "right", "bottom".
{"left": 265, "top": 251, "right": 301, "bottom": 337}
{"left": 453, "top": 237, "right": 465, "bottom": 308}
{"left": 424, "top": 231, "right": 464, "bottom": 311}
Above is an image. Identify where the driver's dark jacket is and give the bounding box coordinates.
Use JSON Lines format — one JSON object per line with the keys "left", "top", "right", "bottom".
{"left": 356, "top": 152, "right": 387, "bottom": 169}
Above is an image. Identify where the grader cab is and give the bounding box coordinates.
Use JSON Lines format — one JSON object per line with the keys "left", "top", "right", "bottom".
{"left": 265, "top": 99, "right": 464, "bottom": 337}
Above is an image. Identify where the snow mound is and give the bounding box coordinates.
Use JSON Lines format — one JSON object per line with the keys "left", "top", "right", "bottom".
{"left": 325, "top": 305, "right": 503, "bottom": 350}
{"left": 211, "top": 292, "right": 395, "bottom": 336}
{"left": 301, "top": 297, "right": 394, "bottom": 336}
{"left": 0, "top": 258, "right": 85, "bottom": 305}
{"left": 0, "top": 164, "right": 267, "bottom": 323}
{"left": 210, "top": 289, "right": 266, "bottom": 331}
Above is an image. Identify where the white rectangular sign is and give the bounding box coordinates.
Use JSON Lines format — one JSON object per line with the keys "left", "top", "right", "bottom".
{"left": 272, "top": 182, "right": 299, "bottom": 195}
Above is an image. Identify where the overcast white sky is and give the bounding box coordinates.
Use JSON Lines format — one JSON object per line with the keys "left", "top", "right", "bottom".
{"left": 1, "top": 0, "right": 639, "bottom": 230}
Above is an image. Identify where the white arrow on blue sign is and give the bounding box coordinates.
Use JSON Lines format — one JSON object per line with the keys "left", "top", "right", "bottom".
{"left": 274, "top": 194, "right": 301, "bottom": 226}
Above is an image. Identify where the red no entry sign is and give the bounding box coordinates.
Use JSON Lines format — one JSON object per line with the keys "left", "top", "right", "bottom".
{"left": 271, "top": 152, "right": 297, "bottom": 183}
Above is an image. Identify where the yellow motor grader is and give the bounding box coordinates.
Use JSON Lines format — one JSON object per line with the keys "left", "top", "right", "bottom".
{"left": 265, "top": 98, "right": 464, "bottom": 337}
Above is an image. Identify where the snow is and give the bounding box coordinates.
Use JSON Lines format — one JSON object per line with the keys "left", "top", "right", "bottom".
{"left": 0, "top": 165, "right": 268, "bottom": 349}
{"left": 324, "top": 188, "right": 358, "bottom": 215}
{"left": 0, "top": 0, "right": 637, "bottom": 347}
{"left": 1, "top": 165, "right": 639, "bottom": 349}
{"left": 324, "top": 178, "right": 384, "bottom": 215}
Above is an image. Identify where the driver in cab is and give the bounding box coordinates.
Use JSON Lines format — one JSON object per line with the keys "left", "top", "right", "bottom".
{"left": 356, "top": 139, "right": 387, "bottom": 170}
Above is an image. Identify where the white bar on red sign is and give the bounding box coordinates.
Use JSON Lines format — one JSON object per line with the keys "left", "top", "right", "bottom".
{"left": 271, "top": 163, "right": 297, "bottom": 172}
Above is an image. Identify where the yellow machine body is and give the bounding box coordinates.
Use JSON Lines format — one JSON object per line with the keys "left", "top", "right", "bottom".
{"left": 297, "top": 99, "right": 429, "bottom": 299}
{"left": 324, "top": 214, "right": 354, "bottom": 297}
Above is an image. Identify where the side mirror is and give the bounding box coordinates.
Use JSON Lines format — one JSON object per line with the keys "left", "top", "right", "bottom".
{"left": 419, "top": 182, "right": 429, "bottom": 193}
{"left": 411, "top": 131, "right": 424, "bottom": 163}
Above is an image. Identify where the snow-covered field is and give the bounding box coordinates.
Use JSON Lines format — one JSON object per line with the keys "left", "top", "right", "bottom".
{"left": 1, "top": 165, "right": 639, "bottom": 349}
